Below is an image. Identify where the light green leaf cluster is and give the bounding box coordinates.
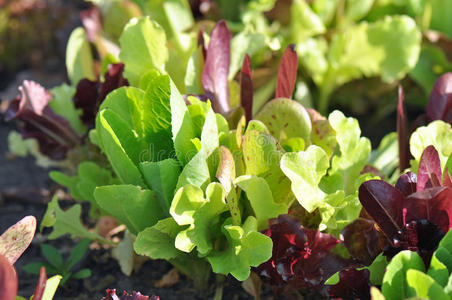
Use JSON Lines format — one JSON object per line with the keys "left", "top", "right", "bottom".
{"left": 281, "top": 110, "right": 372, "bottom": 232}
{"left": 410, "top": 120, "right": 452, "bottom": 172}
{"left": 378, "top": 229, "right": 452, "bottom": 299}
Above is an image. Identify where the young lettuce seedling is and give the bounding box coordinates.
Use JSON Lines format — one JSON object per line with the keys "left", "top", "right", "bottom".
{"left": 23, "top": 239, "right": 91, "bottom": 286}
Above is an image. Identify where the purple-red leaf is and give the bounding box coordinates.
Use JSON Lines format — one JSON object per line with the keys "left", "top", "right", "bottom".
{"left": 0, "top": 216, "right": 36, "bottom": 265}
{"left": 404, "top": 187, "right": 452, "bottom": 234}
{"left": 0, "top": 254, "right": 17, "bottom": 300}
{"left": 341, "top": 218, "right": 383, "bottom": 265}
{"left": 240, "top": 53, "right": 253, "bottom": 122}
{"left": 5, "top": 80, "right": 80, "bottom": 159}
{"left": 328, "top": 268, "right": 371, "bottom": 300}
{"left": 358, "top": 180, "right": 404, "bottom": 242}
{"left": 417, "top": 145, "right": 442, "bottom": 192}
{"left": 275, "top": 44, "right": 298, "bottom": 99}
{"left": 74, "top": 63, "right": 128, "bottom": 126}
{"left": 201, "top": 20, "right": 231, "bottom": 115}
{"left": 395, "top": 172, "right": 417, "bottom": 197}
{"left": 257, "top": 215, "right": 350, "bottom": 296}
{"left": 32, "top": 267, "right": 47, "bottom": 300}
{"left": 102, "top": 289, "right": 159, "bottom": 300}
{"left": 426, "top": 72, "right": 452, "bottom": 123}
{"left": 444, "top": 167, "right": 452, "bottom": 187}
{"left": 397, "top": 85, "right": 409, "bottom": 171}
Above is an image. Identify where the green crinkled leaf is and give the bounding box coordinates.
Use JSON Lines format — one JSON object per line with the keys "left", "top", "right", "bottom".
{"left": 445, "top": 273, "right": 452, "bottom": 297}
{"left": 173, "top": 183, "right": 228, "bottom": 254}
{"left": 66, "top": 27, "right": 95, "bottom": 84}
{"left": 382, "top": 250, "right": 425, "bottom": 300}
{"left": 94, "top": 185, "right": 164, "bottom": 235}
{"left": 322, "top": 110, "right": 371, "bottom": 195}
{"left": 406, "top": 269, "right": 449, "bottom": 299}
{"left": 329, "top": 15, "right": 420, "bottom": 84}
{"left": 96, "top": 109, "right": 145, "bottom": 187}
{"left": 50, "top": 84, "right": 86, "bottom": 135}
{"left": 290, "top": 0, "right": 326, "bottom": 44}
{"left": 119, "top": 17, "right": 168, "bottom": 85}
{"left": 297, "top": 37, "right": 328, "bottom": 86}
{"left": 410, "top": 120, "right": 452, "bottom": 172}
{"left": 138, "top": 70, "right": 174, "bottom": 160}
{"left": 281, "top": 145, "right": 329, "bottom": 212}
{"left": 98, "top": 87, "right": 142, "bottom": 136}
{"left": 134, "top": 217, "right": 183, "bottom": 260}
{"left": 207, "top": 216, "right": 272, "bottom": 281}
{"left": 41, "top": 196, "right": 108, "bottom": 243}
{"left": 235, "top": 175, "right": 288, "bottom": 230}
{"left": 241, "top": 129, "right": 291, "bottom": 203}
{"left": 140, "top": 158, "right": 181, "bottom": 214}
{"left": 255, "top": 98, "right": 312, "bottom": 145}
{"left": 176, "top": 149, "right": 210, "bottom": 190}
{"left": 171, "top": 80, "right": 197, "bottom": 166}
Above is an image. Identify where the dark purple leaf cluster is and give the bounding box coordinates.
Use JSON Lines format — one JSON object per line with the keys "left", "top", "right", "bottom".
{"left": 328, "top": 268, "right": 371, "bottom": 300}
{"left": 356, "top": 145, "right": 452, "bottom": 265}
{"left": 257, "top": 214, "right": 351, "bottom": 297}
{"left": 102, "top": 289, "right": 159, "bottom": 300}
{"left": 5, "top": 80, "right": 80, "bottom": 160}
{"left": 74, "top": 63, "right": 128, "bottom": 126}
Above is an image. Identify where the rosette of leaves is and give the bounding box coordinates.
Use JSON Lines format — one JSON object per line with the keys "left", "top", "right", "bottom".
{"left": 270, "top": 105, "right": 373, "bottom": 234}
{"left": 343, "top": 146, "right": 452, "bottom": 273}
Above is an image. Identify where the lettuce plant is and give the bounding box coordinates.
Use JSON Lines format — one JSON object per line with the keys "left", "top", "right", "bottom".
{"left": 352, "top": 146, "right": 452, "bottom": 266}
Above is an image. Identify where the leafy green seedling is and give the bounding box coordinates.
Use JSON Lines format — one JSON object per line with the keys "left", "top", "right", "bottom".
{"left": 23, "top": 239, "right": 91, "bottom": 286}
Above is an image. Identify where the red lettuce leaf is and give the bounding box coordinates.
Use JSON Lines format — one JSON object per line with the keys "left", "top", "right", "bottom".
{"left": 358, "top": 180, "right": 404, "bottom": 242}
{"left": 257, "top": 215, "right": 350, "bottom": 296}
{"left": 426, "top": 72, "right": 452, "bottom": 123}
{"left": 404, "top": 187, "right": 452, "bottom": 234}
{"left": 341, "top": 218, "right": 384, "bottom": 265}
{"left": 275, "top": 44, "right": 298, "bottom": 99}
{"left": 397, "top": 85, "right": 409, "bottom": 171}
{"left": 328, "top": 268, "right": 371, "bottom": 300}
{"left": 74, "top": 63, "right": 128, "bottom": 126}
{"left": 240, "top": 53, "right": 253, "bottom": 122}
{"left": 417, "top": 145, "right": 442, "bottom": 192}
{"left": 0, "top": 254, "right": 17, "bottom": 300}
{"left": 201, "top": 20, "right": 231, "bottom": 115}
{"left": 5, "top": 80, "right": 80, "bottom": 160}
{"left": 444, "top": 167, "right": 452, "bottom": 187}
{"left": 102, "top": 289, "right": 159, "bottom": 300}
{"left": 33, "top": 267, "right": 47, "bottom": 300}
{"left": 395, "top": 172, "right": 417, "bottom": 197}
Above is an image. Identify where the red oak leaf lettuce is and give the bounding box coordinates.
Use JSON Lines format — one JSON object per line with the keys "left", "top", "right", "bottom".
{"left": 358, "top": 145, "right": 452, "bottom": 264}
{"left": 257, "top": 214, "right": 350, "bottom": 297}
{"left": 328, "top": 268, "right": 371, "bottom": 300}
